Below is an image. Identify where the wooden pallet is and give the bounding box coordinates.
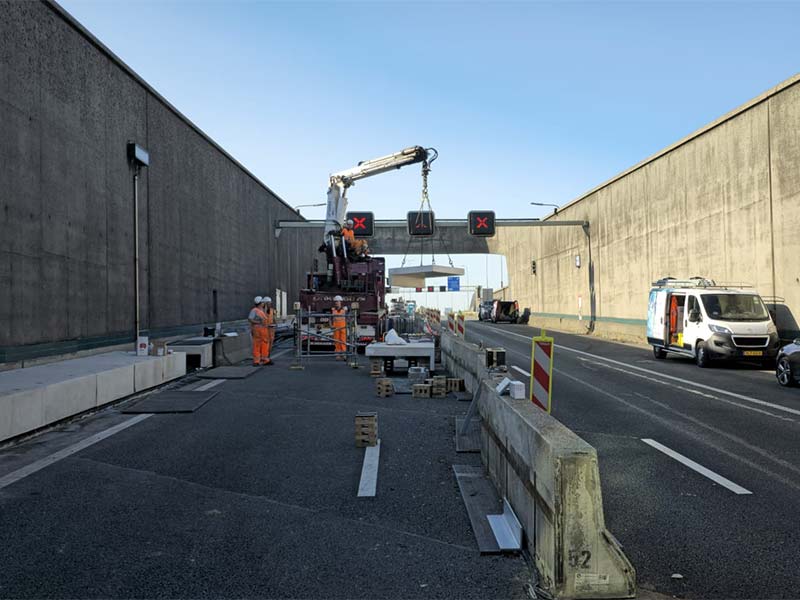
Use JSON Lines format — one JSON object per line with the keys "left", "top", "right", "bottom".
{"left": 375, "top": 378, "right": 394, "bottom": 398}
{"left": 447, "top": 378, "right": 465, "bottom": 392}
{"left": 412, "top": 383, "right": 432, "bottom": 398}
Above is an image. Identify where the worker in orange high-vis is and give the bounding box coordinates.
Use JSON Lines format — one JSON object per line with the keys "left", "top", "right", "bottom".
{"left": 248, "top": 296, "right": 270, "bottom": 366}
{"left": 342, "top": 219, "right": 369, "bottom": 258}
{"left": 331, "top": 295, "right": 348, "bottom": 360}
{"left": 262, "top": 295, "right": 276, "bottom": 365}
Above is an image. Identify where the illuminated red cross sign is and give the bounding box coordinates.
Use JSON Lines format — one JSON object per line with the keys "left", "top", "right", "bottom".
{"left": 468, "top": 210, "right": 496, "bottom": 237}
{"left": 345, "top": 212, "right": 374, "bottom": 237}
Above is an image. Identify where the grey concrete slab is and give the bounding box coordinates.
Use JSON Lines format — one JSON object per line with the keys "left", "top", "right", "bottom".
{"left": 122, "top": 391, "right": 218, "bottom": 414}
{"left": 454, "top": 416, "right": 481, "bottom": 453}
{"left": 197, "top": 366, "right": 260, "bottom": 379}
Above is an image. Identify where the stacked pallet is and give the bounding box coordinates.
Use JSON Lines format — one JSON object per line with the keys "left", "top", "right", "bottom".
{"left": 431, "top": 376, "right": 448, "bottom": 398}
{"left": 355, "top": 412, "right": 378, "bottom": 447}
{"left": 375, "top": 378, "right": 394, "bottom": 398}
{"left": 447, "top": 378, "right": 465, "bottom": 392}
{"left": 370, "top": 359, "right": 383, "bottom": 377}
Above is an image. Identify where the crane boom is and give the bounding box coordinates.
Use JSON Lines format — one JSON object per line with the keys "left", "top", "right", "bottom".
{"left": 324, "top": 145, "right": 434, "bottom": 239}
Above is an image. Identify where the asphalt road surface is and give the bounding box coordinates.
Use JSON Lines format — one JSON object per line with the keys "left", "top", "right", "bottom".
{"left": 0, "top": 345, "right": 531, "bottom": 599}
{"left": 467, "top": 321, "right": 800, "bottom": 600}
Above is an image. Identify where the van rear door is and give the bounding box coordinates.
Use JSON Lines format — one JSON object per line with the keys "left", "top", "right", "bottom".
{"left": 647, "top": 289, "right": 668, "bottom": 345}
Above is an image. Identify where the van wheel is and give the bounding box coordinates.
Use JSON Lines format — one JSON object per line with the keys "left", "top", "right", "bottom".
{"left": 776, "top": 357, "right": 797, "bottom": 387}
{"left": 695, "top": 342, "right": 711, "bottom": 368}
{"left": 653, "top": 346, "right": 667, "bottom": 360}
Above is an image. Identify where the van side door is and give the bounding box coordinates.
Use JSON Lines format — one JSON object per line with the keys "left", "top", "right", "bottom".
{"left": 683, "top": 294, "right": 703, "bottom": 352}
{"left": 647, "top": 290, "right": 668, "bottom": 346}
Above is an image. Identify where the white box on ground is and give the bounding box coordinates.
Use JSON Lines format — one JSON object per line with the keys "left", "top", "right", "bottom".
{"left": 136, "top": 336, "right": 149, "bottom": 356}
{"left": 508, "top": 381, "right": 525, "bottom": 400}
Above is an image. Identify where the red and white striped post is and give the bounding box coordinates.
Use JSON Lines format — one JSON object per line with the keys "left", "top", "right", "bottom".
{"left": 456, "top": 313, "right": 466, "bottom": 337}
{"left": 530, "top": 329, "right": 554, "bottom": 413}
{"left": 448, "top": 312, "right": 455, "bottom": 333}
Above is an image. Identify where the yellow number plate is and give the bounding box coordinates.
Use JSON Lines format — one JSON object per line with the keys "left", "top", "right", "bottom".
{"left": 743, "top": 351, "right": 763, "bottom": 357}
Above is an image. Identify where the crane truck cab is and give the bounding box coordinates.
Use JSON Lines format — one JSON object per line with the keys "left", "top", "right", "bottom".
{"left": 647, "top": 277, "right": 780, "bottom": 367}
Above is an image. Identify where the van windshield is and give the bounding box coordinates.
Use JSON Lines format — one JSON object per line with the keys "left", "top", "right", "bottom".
{"left": 700, "top": 293, "right": 769, "bottom": 321}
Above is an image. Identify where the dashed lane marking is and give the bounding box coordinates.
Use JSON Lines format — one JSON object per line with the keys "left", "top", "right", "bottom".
{"left": 641, "top": 438, "right": 752, "bottom": 495}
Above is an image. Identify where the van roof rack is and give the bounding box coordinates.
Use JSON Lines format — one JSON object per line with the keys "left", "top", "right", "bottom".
{"left": 651, "top": 277, "right": 754, "bottom": 290}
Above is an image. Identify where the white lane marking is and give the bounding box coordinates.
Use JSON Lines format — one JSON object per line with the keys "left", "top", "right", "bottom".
{"left": 511, "top": 365, "right": 531, "bottom": 377}
{"left": 194, "top": 379, "right": 225, "bottom": 392}
{"left": 473, "top": 323, "right": 800, "bottom": 418}
{"left": 641, "top": 438, "right": 753, "bottom": 495}
{"left": 357, "top": 439, "right": 381, "bottom": 497}
{"left": 271, "top": 348, "right": 292, "bottom": 359}
{"left": 0, "top": 414, "right": 152, "bottom": 491}
{"left": 555, "top": 367, "right": 800, "bottom": 492}
{"left": 577, "top": 357, "right": 795, "bottom": 423}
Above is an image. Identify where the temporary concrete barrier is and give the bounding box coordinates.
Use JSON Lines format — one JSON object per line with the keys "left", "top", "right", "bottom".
{"left": 214, "top": 330, "right": 252, "bottom": 366}
{"left": 0, "top": 351, "right": 186, "bottom": 444}
{"left": 441, "top": 332, "right": 635, "bottom": 599}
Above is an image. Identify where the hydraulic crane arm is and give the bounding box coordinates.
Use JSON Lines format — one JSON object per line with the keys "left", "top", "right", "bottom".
{"left": 324, "top": 145, "right": 436, "bottom": 238}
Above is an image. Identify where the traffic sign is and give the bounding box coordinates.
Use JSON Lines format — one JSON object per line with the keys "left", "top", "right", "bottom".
{"left": 468, "top": 210, "right": 495, "bottom": 237}
{"left": 346, "top": 211, "right": 374, "bottom": 237}
{"left": 447, "top": 276, "right": 460, "bottom": 291}
{"left": 407, "top": 211, "right": 435, "bottom": 236}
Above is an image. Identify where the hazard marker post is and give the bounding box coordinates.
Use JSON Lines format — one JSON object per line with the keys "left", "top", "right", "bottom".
{"left": 530, "top": 329, "right": 554, "bottom": 413}
{"left": 456, "top": 313, "right": 466, "bottom": 338}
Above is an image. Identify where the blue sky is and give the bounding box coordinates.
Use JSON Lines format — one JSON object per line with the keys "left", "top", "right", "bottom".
{"left": 60, "top": 0, "right": 800, "bottom": 299}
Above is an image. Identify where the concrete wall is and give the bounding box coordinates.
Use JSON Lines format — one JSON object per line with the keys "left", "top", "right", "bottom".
{"left": 0, "top": 1, "right": 317, "bottom": 360}
{"left": 489, "top": 74, "right": 800, "bottom": 343}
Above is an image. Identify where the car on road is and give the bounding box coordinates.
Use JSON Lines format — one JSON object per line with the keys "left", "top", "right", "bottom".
{"left": 776, "top": 339, "right": 800, "bottom": 387}
{"left": 478, "top": 301, "right": 493, "bottom": 321}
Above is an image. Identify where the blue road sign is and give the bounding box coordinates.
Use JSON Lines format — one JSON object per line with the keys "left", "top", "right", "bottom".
{"left": 447, "top": 276, "right": 460, "bottom": 291}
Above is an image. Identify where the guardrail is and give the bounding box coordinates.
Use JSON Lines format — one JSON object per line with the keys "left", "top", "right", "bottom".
{"left": 441, "top": 332, "right": 635, "bottom": 599}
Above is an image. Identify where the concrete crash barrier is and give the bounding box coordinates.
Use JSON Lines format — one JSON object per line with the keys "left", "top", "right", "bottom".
{"left": 441, "top": 332, "right": 635, "bottom": 599}
{"left": 0, "top": 351, "right": 186, "bottom": 443}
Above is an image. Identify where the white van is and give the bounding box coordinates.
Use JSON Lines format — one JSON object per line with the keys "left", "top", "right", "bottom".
{"left": 646, "top": 277, "right": 780, "bottom": 367}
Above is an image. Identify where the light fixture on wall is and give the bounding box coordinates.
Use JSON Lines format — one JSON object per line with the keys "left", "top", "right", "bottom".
{"left": 575, "top": 254, "right": 581, "bottom": 268}
{"left": 127, "top": 141, "right": 149, "bottom": 347}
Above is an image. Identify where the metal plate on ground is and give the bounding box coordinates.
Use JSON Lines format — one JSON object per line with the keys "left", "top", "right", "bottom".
{"left": 122, "top": 391, "right": 218, "bottom": 413}
{"left": 487, "top": 498, "right": 523, "bottom": 552}
{"left": 197, "top": 366, "right": 260, "bottom": 379}
{"left": 453, "top": 464, "right": 502, "bottom": 554}
{"left": 455, "top": 416, "right": 481, "bottom": 453}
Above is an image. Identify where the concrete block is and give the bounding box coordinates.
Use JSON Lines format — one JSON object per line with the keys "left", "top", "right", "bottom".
{"left": 134, "top": 358, "right": 164, "bottom": 392}
{"left": 96, "top": 364, "right": 134, "bottom": 407}
{"left": 43, "top": 374, "right": 97, "bottom": 425}
{"left": 168, "top": 340, "right": 213, "bottom": 368}
{"left": 162, "top": 352, "right": 186, "bottom": 382}
{"left": 0, "top": 387, "right": 45, "bottom": 441}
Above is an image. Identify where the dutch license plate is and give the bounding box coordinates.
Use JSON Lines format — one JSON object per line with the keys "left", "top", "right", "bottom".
{"left": 743, "top": 350, "right": 763, "bottom": 357}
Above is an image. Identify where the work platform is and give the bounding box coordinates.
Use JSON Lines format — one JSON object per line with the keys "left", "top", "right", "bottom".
{"left": 0, "top": 345, "right": 531, "bottom": 598}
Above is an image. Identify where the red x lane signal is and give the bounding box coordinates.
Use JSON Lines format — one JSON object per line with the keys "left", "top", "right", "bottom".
{"left": 468, "top": 211, "right": 496, "bottom": 237}
{"left": 345, "top": 212, "right": 374, "bottom": 237}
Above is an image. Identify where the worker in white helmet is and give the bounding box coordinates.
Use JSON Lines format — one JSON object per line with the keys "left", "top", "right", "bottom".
{"left": 248, "top": 296, "right": 270, "bottom": 366}
{"left": 331, "top": 295, "right": 348, "bottom": 360}
{"left": 341, "top": 219, "right": 368, "bottom": 259}
{"left": 262, "top": 296, "right": 275, "bottom": 364}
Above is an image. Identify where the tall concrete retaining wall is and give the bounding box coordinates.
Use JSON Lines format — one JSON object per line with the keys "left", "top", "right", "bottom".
{"left": 0, "top": 1, "right": 318, "bottom": 362}
{"left": 488, "top": 74, "right": 800, "bottom": 344}
{"left": 441, "top": 333, "right": 635, "bottom": 598}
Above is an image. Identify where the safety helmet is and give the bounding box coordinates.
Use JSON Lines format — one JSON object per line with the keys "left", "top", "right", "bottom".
{"left": 345, "top": 219, "right": 354, "bottom": 227}
{"left": 263, "top": 296, "right": 272, "bottom": 303}
{"left": 254, "top": 296, "right": 262, "bottom": 304}
{"left": 334, "top": 295, "right": 343, "bottom": 302}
